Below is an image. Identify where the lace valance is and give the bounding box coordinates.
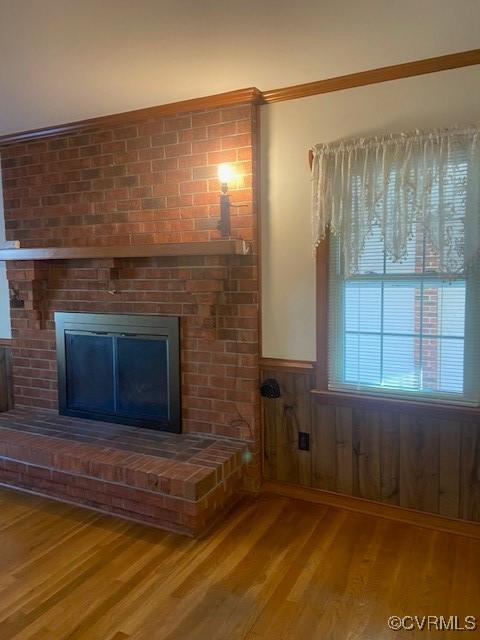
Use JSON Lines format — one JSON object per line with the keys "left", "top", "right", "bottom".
{"left": 311, "top": 127, "right": 480, "bottom": 276}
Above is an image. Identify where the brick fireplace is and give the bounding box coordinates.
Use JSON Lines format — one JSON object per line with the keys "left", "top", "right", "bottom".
{"left": 0, "top": 97, "right": 261, "bottom": 533}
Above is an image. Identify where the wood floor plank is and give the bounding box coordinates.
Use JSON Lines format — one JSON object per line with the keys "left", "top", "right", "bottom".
{"left": 0, "top": 487, "right": 478, "bottom": 640}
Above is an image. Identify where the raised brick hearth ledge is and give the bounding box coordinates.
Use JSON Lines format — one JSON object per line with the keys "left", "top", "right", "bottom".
{"left": 0, "top": 408, "right": 247, "bottom": 536}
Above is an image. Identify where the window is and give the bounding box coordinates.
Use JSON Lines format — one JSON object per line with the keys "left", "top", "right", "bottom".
{"left": 328, "top": 225, "right": 480, "bottom": 405}
{"left": 311, "top": 128, "right": 480, "bottom": 407}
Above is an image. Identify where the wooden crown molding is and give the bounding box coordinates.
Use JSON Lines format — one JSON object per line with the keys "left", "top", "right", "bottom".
{"left": 0, "top": 87, "right": 264, "bottom": 146}
{"left": 0, "top": 49, "right": 478, "bottom": 146}
{"left": 262, "top": 48, "right": 480, "bottom": 103}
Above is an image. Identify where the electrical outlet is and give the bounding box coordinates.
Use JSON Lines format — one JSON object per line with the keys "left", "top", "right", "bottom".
{"left": 298, "top": 432, "right": 310, "bottom": 451}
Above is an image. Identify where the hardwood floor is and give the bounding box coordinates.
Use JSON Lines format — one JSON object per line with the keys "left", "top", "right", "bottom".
{"left": 0, "top": 488, "right": 478, "bottom": 639}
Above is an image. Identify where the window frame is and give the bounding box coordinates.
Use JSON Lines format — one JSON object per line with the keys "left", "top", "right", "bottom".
{"left": 314, "top": 233, "right": 480, "bottom": 419}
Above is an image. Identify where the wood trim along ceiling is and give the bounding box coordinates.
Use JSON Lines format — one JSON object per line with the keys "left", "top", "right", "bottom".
{"left": 0, "top": 87, "right": 264, "bottom": 145}
{"left": 1, "top": 49, "right": 479, "bottom": 145}
{"left": 262, "top": 48, "right": 480, "bottom": 103}
{"left": 262, "top": 480, "right": 480, "bottom": 540}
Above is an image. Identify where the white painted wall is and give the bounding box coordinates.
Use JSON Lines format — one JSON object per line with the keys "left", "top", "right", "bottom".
{"left": 260, "top": 65, "right": 480, "bottom": 360}
{"left": 0, "top": 167, "right": 11, "bottom": 338}
{"left": 1, "top": 0, "right": 480, "bottom": 134}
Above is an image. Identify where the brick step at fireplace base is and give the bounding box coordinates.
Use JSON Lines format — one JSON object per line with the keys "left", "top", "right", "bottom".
{"left": 0, "top": 408, "right": 247, "bottom": 537}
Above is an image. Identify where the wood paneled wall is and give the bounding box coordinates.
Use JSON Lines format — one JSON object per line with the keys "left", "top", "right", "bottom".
{"left": 0, "top": 346, "right": 12, "bottom": 412}
{"left": 262, "top": 367, "right": 480, "bottom": 523}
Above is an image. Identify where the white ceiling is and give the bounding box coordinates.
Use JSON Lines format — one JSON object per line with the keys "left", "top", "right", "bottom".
{"left": 0, "top": 0, "right": 479, "bottom": 135}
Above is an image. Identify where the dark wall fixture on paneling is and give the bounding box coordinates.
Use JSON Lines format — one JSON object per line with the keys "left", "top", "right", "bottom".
{"left": 260, "top": 378, "right": 281, "bottom": 399}
{"left": 262, "top": 366, "right": 480, "bottom": 523}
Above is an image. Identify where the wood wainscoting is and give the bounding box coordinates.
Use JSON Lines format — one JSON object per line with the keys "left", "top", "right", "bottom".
{"left": 261, "top": 361, "right": 480, "bottom": 523}
{"left": 0, "top": 343, "right": 12, "bottom": 412}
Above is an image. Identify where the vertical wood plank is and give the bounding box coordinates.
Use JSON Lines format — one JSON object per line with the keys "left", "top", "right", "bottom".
{"left": 399, "top": 414, "right": 440, "bottom": 513}
{"left": 438, "top": 419, "right": 461, "bottom": 518}
{"left": 268, "top": 371, "right": 297, "bottom": 484}
{"left": 352, "top": 409, "right": 381, "bottom": 501}
{"left": 294, "top": 372, "right": 315, "bottom": 487}
{"left": 460, "top": 421, "right": 480, "bottom": 521}
{"left": 262, "top": 376, "right": 278, "bottom": 481}
{"left": 311, "top": 403, "right": 337, "bottom": 490}
{"left": 379, "top": 411, "right": 400, "bottom": 505}
{"left": 262, "top": 370, "right": 314, "bottom": 485}
{"left": 335, "top": 407, "right": 353, "bottom": 495}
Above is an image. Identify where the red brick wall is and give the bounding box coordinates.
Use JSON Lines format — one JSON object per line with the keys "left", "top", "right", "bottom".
{"left": 1, "top": 102, "right": 260, "bottom": 488}
{"left": 1, "top": 105, "right": 255, "bottom": 247}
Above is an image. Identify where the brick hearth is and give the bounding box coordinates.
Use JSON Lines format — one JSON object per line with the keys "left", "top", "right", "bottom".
{"left": 0, "top": 408, "right": 247, "bottom": 536}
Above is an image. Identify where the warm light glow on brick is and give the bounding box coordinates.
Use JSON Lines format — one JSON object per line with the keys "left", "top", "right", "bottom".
{"left": 217, "top": 163, "right": 235, "bottom": 185}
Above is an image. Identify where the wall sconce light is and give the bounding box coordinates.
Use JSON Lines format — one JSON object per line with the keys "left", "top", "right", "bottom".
{"left": 217, "top": 163, "right": 234, "bottom": 237}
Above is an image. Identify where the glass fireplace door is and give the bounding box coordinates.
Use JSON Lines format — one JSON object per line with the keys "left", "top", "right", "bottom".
{"left": 56, "top": 312, "right": 180, "bottom": 432}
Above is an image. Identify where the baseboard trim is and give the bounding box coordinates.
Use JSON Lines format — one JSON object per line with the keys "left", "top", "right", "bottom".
{"left": 262, "top": 480, "right": 480, "bottom": 540}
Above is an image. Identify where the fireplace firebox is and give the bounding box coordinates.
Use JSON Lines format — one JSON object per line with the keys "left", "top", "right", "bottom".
{"left": 55, "top": 312, "right": 180, "bottom": 432}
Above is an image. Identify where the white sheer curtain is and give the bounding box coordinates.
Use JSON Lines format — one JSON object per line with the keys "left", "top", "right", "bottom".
{"left": 311, "top": 126, "right": 480, "bottom": 276}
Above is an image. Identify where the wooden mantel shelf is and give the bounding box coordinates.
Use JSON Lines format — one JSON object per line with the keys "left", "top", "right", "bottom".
{"left": 0, "top": 239, "right": 249, "bottom": 261}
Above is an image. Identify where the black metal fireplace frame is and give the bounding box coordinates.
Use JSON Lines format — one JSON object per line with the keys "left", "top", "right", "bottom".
{"left": 54, "top": 312, "right": 181, "bottom": 432}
